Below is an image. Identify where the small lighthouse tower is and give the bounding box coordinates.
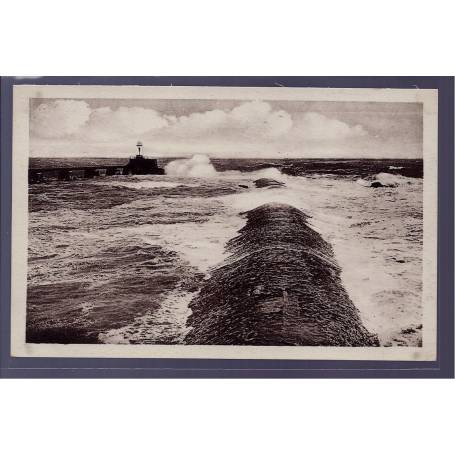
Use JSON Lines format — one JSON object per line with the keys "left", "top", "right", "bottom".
{"left": 124, "top": 141, "right": 164, "bottom": 175}
{"left": 136, "top": 140, "right": 143, "bottom": 157}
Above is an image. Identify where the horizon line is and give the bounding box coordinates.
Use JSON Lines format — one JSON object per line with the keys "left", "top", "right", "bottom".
{"left": 29, "top": 155, "right": 424, "bottom": 160}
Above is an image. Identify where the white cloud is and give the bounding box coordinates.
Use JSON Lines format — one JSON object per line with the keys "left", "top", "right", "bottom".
{"left": 164, "top": 101, "right": 293, "bottom": 139}
{"left": 293, "top": 112, "right": 368, "bottom": 141}
{"left": 31, "top": 100, "right": 91, "bottom": 138}
{"left": 30, "top": 100, "right": 366, "bottom": 144}
{"left": 82, "top": 106, "right": 169, "bottom": 142}
{"left": 229, "top": 101, "right": 292, "bottom": 137}
{"left": 170, "top": 109, "right": 228, "bottom": 134}
{"left": 30, "top": 99, "right": 374, "bottom": 158}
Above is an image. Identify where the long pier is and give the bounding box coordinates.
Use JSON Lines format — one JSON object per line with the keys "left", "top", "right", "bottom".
{"left": 29, "top": 155, "right": 165, "bottom": 184}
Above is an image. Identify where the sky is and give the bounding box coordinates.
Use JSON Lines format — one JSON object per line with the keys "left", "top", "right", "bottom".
{"left": 29, "top": 98, "right": 423, "bottom": 159}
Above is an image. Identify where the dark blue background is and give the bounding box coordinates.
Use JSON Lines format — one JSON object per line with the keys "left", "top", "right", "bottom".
{"left": 1, "top": 76, "right": 453, "bottom": 378}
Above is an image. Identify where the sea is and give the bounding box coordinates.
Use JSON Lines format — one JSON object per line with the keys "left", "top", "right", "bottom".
{"left": 27, "top": 156, "right": 423, "bottom": 346}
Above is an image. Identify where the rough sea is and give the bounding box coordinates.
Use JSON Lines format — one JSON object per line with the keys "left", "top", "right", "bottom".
{"left": 27, "top": 156, "right": 423, "bottom": 346}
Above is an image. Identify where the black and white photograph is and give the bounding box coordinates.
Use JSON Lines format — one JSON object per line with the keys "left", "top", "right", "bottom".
{"left": 2, "top": 2, "right": 455, "bottom": 454}
{"left": 10, "top": 85, "right": 437, "bottom": 360}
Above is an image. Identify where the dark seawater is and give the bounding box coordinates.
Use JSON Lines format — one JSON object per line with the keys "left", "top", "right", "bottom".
{"left": 27, "top": 157, "right": 423, "bottom": 346}
{"left": 210, "top": 158, "right": 423, "bottom": 179}
{"left": 30, "top": 157, "right": 424, "bottom": 178}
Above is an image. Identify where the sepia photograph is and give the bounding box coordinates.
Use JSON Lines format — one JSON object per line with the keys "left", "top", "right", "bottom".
{"left": 10, "top": 85, "right": 437, "bottom": 360}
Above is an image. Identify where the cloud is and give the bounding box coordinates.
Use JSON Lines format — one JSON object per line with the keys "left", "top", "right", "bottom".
{"left": 164, "top": 101, "right": 293, "bottom": 139}
{"left": 229, "top": 101, "right": 292, "bottom": 137}
{"left": 169, "top": 109, "right": 228, "bottom": 134}
{"left": 30, "top": 99, "right": 376, "bottom": 158}
{"left": 30, "top": 99, "right": 365, "bottom": 144}
{"left": 31, "top": 100, "right": 91, "bottom": 138}
{"left": 293, "top": 112, "right": 368, "bottom": 141}
{"left": 82, "top": 106, "right": 169, "bottom": 142}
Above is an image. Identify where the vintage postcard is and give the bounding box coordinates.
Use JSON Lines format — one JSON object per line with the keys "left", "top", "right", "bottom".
{"left": 10, "top": 85, "right": 437, "bottom": 360}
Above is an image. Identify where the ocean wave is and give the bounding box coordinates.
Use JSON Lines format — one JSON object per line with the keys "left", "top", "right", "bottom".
{"left": 248, "top": 167, "right": 284, "bottom": 180}
{"left": 165, "top": 154, "right": 287, "bottom": 182}
{"left": 99, "top": 287, "right": 195, "bottom": 344}
{"left": 28, "top": 156, "right": 423, "bottom": 347}
{"left": 185, "top": 203, "right": 379, "bottom": 346}
{"left": 95, "top": 180, "right": 183, "bottom": 190}
{"left": 357, "top": 172, "right": 419, "bottom": 188}
{"left": 165, "top": 154, "right": 218, "bottom": 178}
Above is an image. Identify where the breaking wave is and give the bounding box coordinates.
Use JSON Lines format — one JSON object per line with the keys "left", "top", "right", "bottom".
{"left": 249, "top": 167, "right": 284, "bottom": 180}
{"left": 165, "top": 154, "right": 218, "bottom": 178}
{"left": 165, "top": 154, "right": 285, "bottom": 180}
{"left": 357, "top": 172, "right": 418, "bottom": 187}
{"left": 185, "top": 203, "right": 379, "bottom": 346}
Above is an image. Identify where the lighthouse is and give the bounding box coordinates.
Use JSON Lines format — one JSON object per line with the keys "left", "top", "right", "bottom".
{"left": 123, "top": 141, "right": 165, "bottom": 175}
{"left": 136, "top": 140, "right": 143, "bottom": 157}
